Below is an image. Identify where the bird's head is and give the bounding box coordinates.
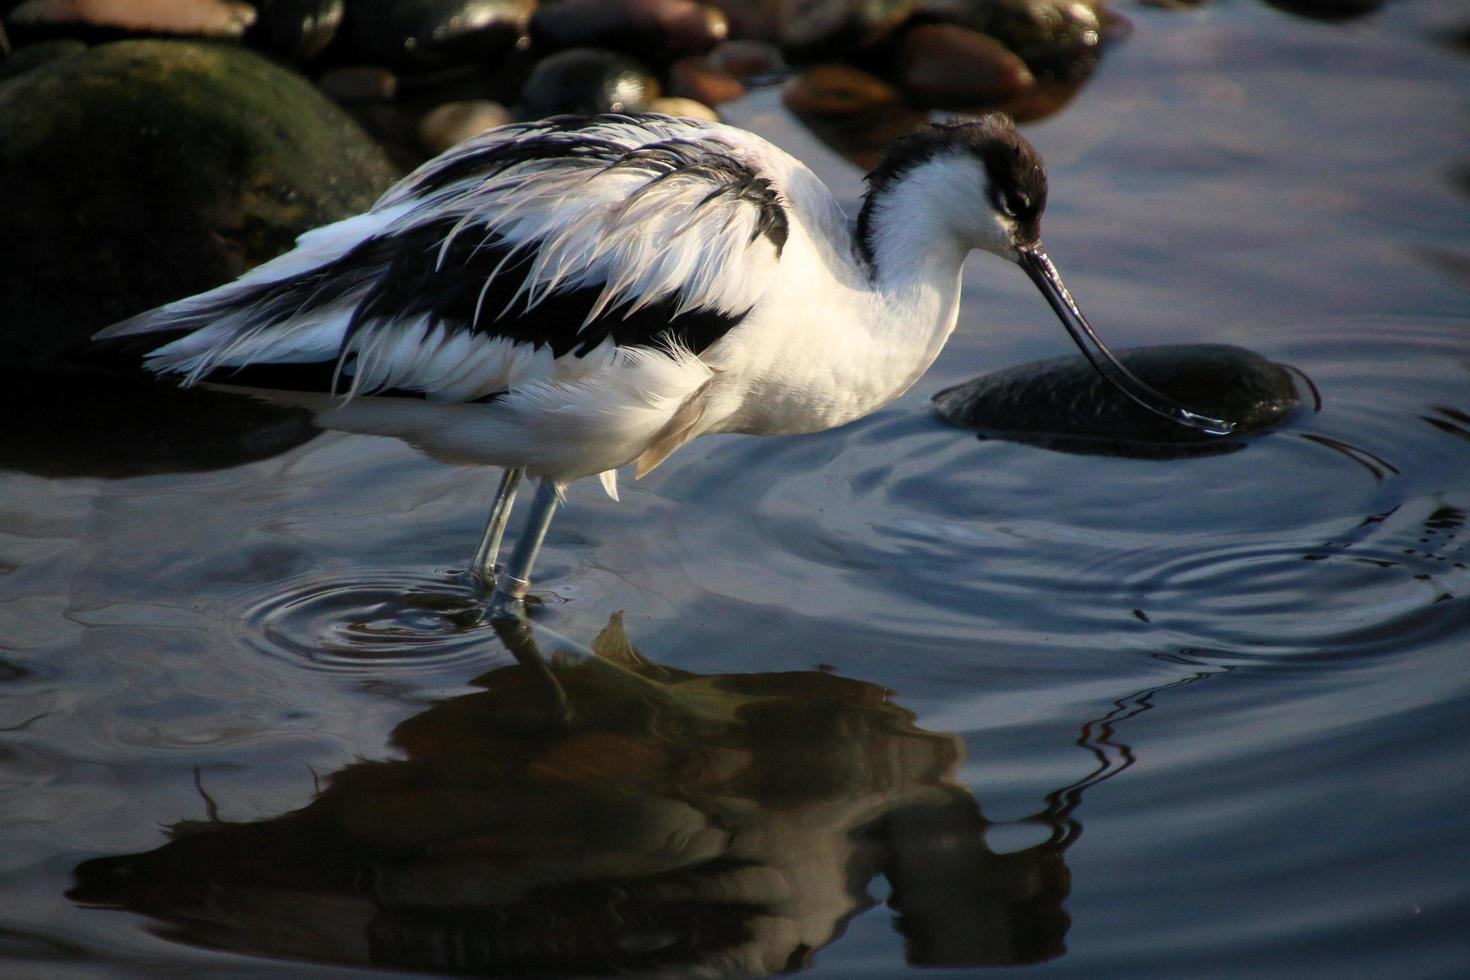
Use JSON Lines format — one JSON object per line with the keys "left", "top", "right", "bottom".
{"left": 861, "top": 115, "right": 1234, "bottom": 436}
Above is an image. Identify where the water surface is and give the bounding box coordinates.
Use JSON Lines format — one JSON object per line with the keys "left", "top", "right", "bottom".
{"left": 2, "top": 2, "right": 1469, "bottom": 977}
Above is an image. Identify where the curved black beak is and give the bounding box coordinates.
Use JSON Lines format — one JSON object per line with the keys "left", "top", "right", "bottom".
{"left": 1017, "top": 245, "right": 1235, "bottom": 436}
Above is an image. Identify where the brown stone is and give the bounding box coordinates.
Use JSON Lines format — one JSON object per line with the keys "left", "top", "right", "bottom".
{"left": 667, "top": 54, "right": 746, "bottom": 104}
{"left": 892, "top": 23, "right": 1035, "bottom": 108}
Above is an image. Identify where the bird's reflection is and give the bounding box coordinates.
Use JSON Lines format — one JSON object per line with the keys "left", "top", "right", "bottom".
{"left": 68, "top": 616, "right": 1178, "bottom": 975}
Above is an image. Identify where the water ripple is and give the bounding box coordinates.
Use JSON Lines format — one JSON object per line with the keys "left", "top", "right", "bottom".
{"left": 241, "top": 570, "right": 504, "bottom": 674}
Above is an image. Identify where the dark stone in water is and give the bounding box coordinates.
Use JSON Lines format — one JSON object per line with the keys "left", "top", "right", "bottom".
{"left": 917, "top": 0, "right": 1115, "bottom": 81}
{"left": 0, "top": 39, "right": 398, "bottom": 367}
{"left": 248, "top": 0, "right": 346, "bottom": 61}
{"left": 515, "top": 46, "right": 658, "bottom": 118}
{"left": 932, "top": 344, "right": 1306, "bottom": 459}
{"left": 342, "top": 0, "right": 532, "bottom": 72}
{"left": 531, "top": 0, "right": 729, "bottom": 65}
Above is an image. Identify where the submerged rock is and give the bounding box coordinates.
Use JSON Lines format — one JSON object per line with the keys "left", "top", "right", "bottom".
{"left": 516, "top": 46, "right": 658, "bottom": 118}
{"left": 933, "top": 344, "right": 1307, "bottom": 458}
{"left": 0, "top": 39, "right": 398, "bottom": 366}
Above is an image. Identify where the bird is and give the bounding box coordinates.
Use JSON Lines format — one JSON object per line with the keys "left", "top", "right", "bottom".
{"left": 95, "top": 112, "right": 1231, "bottom": 621}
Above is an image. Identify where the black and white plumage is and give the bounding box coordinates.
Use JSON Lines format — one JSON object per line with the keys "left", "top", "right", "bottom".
{"left": 97, "top": 112, "right": 1230, "bottom": 617}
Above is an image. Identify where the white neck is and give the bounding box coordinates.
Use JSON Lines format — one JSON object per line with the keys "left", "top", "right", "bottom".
{"left": 850, "top": 162, "right": 978, "bottom": 403}
{"left": 709, "top": 156, "right": 989, "bottom": 437}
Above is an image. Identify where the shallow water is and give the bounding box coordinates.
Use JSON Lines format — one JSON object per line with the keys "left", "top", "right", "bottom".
{"left": 3, "top": 3, "right": 1469, "bottom": 977}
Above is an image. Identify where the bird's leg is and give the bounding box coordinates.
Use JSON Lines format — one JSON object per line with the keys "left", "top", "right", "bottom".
{"left": 472, "top": 467, "right": 523, "bottom": 587}
{"left": 487, "top": 478, "right": 560, "bottom": 621}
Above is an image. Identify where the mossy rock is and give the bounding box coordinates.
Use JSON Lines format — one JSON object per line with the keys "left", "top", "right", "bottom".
{"left": 0, "top": 39, "right": 399, "bottom": 366}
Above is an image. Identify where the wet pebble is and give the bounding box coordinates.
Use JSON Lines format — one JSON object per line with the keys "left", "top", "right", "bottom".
{"left": 648, "top": 94, "right": 718, "bottom": 119}
{"left": 775, "top": 0, "right": 915, "bottom": 62}
{"left": 418, "top": 98, "right": 511, "bottom": 152}
{"left": 667, "top": 54, "right": 745, "bottom": 104}
{"left": 317, "top": 63, "right": 399, "bottom": 101}
{"left": 531, "top": 0, "right": 729, "bottom": 64}
{"left": 248, "top": 0, "right": 345, "bottom": 60}
{"left": 891, "top": 23, "right": 1034, "bottom": 108}
{"left": 0, "top": 39, "right": 398, "bottom": 364}
{"left": 932, "top": 344, "right": 1305, "bottom": 458}
{"left": 344, "top": 0, "right": 533, "bottom": 72}
{"left": 706, "top": 38, "right": 786, "bottom": 78}
{"left": 5, "top": 0, "right": 257, "bottom": 39}
{"left": 516, "top": 46, "right": 659, "bottom": 118}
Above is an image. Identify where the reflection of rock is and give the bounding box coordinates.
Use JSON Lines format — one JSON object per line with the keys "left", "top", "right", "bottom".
{"left": 0, "top": 39, "right": 398, "bottom": 367}
{"left": 933, "top": 344, "right": 1306, "bottom": 458}
{"left": 0, "top": 365, "right": 320, "bottom": 478}
{"left": 783, "top": 63, "right": 927, "bottom": 171}
{"left": 70, "top": 615, "right": 1074, "bottom": 975}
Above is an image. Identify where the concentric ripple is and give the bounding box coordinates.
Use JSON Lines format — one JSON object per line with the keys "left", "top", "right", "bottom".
{"left": 241, "top": 570, "right": 505, "bottom": 673}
